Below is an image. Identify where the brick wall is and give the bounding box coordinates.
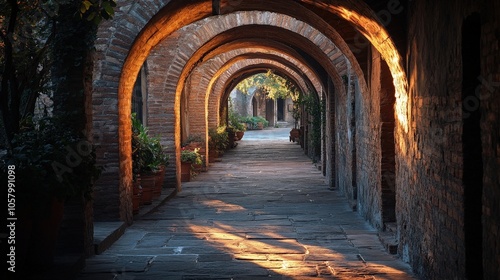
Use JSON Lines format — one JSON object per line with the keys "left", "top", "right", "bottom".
{"left": 356, "top": 46, "right": 383, "bottom": 229}
{"left": 479, "top": 1, "right": 500, "bottom": 279}
{"left": 91, "top": 0, "right": 174, "bottom": 221}
{"left": 335, "top": 71, "right": 355, "bottom": 200}
{"left": 395, "top": 1, "right": 500, "bottom": 278}
{"left": 397, "top": 1, "right": 466, "bottom": 275}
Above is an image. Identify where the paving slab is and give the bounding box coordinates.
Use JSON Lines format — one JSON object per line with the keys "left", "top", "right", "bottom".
{"left": 78, "top": 128, "right": 416, "bottom": 279}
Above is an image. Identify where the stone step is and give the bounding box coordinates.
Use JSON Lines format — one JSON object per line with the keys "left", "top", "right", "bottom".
{"left": 379, "top": 224, "right": 398, "bottom": 255}
{"left": 379, "top": 231, "right": 398, "bottom": 254}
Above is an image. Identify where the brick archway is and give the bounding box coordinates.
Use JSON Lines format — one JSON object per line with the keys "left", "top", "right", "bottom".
{"left": 199, "top": 58, "right": 320, "bottom": 163}
{"left": 186, "top": 53, "right": 318, "bottom": 128}
{"left": 91, "top": 0, "right": 407, "bottom": 223}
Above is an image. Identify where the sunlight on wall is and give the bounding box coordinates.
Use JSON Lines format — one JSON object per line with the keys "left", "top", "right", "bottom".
{"left": 301, "top": 2, "right": 410, "bottom": 133}
{"left": 334, "top": 7, "right": 409, "bottom": 133}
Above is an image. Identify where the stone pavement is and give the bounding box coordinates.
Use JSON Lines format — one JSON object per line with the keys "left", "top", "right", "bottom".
{"left": 78, "top": 128, "right": 416, "bottom": 280}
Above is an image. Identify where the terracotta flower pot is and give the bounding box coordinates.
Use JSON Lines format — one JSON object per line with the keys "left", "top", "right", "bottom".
{"left": 153, "top": 166, "right": 166, "bottom": 198}
{"left": 290, "top": 128, "right": 300, "bottom": 142}
{"left": 132, "top": 178, "right": 142, "bottom": 214}
{"left": 208, "top": 149, "right": 218, "bottom": 163}
{"left": 236, "top": 131, "right": 244, "bottom": 140}
{"left": 140, "top": 172, "right": 156, "bottom": 205}
{"left": 181, "top": 162, "right": 191, "bottom": 182}
{"left": 192, "top": 163, "right": 203, "bottom": 173}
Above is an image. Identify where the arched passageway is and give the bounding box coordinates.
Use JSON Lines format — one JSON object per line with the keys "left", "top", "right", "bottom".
{"left": 79, "top": 130, "right": 415, "bottom": 279}
{"left": 78, "top": 1, "right": 500, "bottom": 279}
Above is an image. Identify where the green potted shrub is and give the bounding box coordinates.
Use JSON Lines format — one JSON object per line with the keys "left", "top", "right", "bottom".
{"left": 251, "top": 116, "right": 269, "bottom": 129}
{"left": 181, "top": 135, "right": 206, "bottom": 172}
{"left": 208, "top": 125, "right": 228, "bottom": 161}
{"left": 229, "top": 111, "right": 246, "bottom": 141}
{"left": 0, "top": 116, "right": 102, "bottom": 269}
{"left": 132, "top": 113, "right": 169, "bottom": 202}
{"left": 180, "top": 148, "right": 202, "bottom": 182}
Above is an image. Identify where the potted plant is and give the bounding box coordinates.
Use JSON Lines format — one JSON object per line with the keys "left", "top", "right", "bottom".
{"left": 0, "top": 116, "right": 102, "bottom": 270}
{"left": 208, "top": 125, "right": 228, "bottom": 161}
{"left": 289, "top": 98, "right": 302, "bottom": 142}
{"left": 132, "top": 174, "right": 142, "bottom": 214}
{"left": 132, "top": 113, "right": 169, "bottom": 203}
{"left": 180, "top": 148, "right": 202, "bottom": 182}
{"left": 234, "top": 122, "right": 246, "bottom": 141}
{"left": 229, "top": 109, "right": 246, "bottom": 141}
{"left": 248, "top": 116, "right": 268, "bottom": 130}
{"left": 182, "top": 135, "right": 205, "bottom": 150}
{"left": 182, "top": 135, "right": 206, "bottom": 172}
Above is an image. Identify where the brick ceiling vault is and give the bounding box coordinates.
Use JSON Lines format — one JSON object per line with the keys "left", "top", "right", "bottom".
{"left": 200, "top": 39, "right": 324, "bottom": 89}
{"left": 149, "top": 13, "right": 354, "bottom": 109}
{"left": 209, "top": 58, "right": 316, "bottom": 116}
{"left": 181, "top": 54, "right": 317, "bottom": 157}
{"left": 186, "top": 50, "right": 322, "bottom": 103}
{"left": 209, "top": 59, "right": 315, "bottom": 132}
{"left": 105, "top": 0, "right": 404, "bottom": 195}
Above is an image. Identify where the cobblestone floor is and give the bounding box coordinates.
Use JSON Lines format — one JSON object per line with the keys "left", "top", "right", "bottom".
{"left": 78, "top": 128, "right": 416, "bottom": 280}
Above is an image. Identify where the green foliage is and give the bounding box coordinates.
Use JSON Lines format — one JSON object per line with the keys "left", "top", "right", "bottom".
{"left": 242, "top": 116, "right": 269, "bottom": 129}
{"left": 228, "top": 106, "right": 246, "bottom": 132}
{"left": 0, "top": 116, "right": 103, "bottom": 216}
{"left": 208, "top": 125, "right": 228, "bottom": 152}
{"left": 0, "top": 0, "right": 117, "bottom": 149}
{"left": 180, "top": 148, "right": 203, "bottom": 164}
{"left": 300, "top": 94, "right": 325, "bottom": 154}
{"left": 132, "top": 113, "right": 169, "bottom": 173}
{"left": 80, "top": 0, "right": 117, "bottom": 25}
{"left": 236, "top": 70, "right": 301, "bottom": 101}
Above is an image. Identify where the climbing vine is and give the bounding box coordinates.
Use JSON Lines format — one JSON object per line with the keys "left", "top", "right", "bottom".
{"left": 300, "top": 93, "right": 325, "bottom": 157}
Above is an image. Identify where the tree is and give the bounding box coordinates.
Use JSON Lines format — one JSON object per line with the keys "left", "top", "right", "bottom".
{"left": 236, "top": 70, "right": 301, "bottom": 101}
{"left": 0, "top": 0, "right": 116, "bottom": 150}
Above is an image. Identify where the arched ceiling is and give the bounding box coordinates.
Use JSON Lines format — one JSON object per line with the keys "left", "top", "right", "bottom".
{"left": 188, "top": 49, "right": 323, "bottom": 95}
{"left": 118, "top": 0, "right": 407, "bottom": 114}
{"left": 149, "top": 11, "right": 359, "bottom": 108}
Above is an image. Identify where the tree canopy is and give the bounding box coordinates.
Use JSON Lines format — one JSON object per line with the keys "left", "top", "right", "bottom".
{"left": 0, "top": 0, "right": 116, "bottom": 149}
{"left": 235, "top": 70, "right": 301, "bottom": 101}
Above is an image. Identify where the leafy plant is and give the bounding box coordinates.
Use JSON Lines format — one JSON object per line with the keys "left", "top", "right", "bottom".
{"left": 0, "top": 0, "right": 117, "bottom": 150}
{"left": 180, "top": 148, "right": 203, "bottom": 165}
{"left": 300, "top": 93, "right": 325, "bottom": 156}
{"left": 228, "top": 107, "right": 246, "bottom": 132}
{"left": 209, "top": 125, "right": 228, "bottom": 152}
{"left": 242, "top": 116, "right": 269, "bottom": 129}
{"left": 0, "top": 117, "right": 103, "bottom": 216}
{"left": 181, "top": 134, "right": 205, "bottom": 148}
{"left": 132, "top": 113, "right": 169, "bottom": 173}
{"left": 80, "top": 0, "right": 117, "bottom": 25}
{"left": 236, "top": 70, "right": 300, "bottom": 100}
